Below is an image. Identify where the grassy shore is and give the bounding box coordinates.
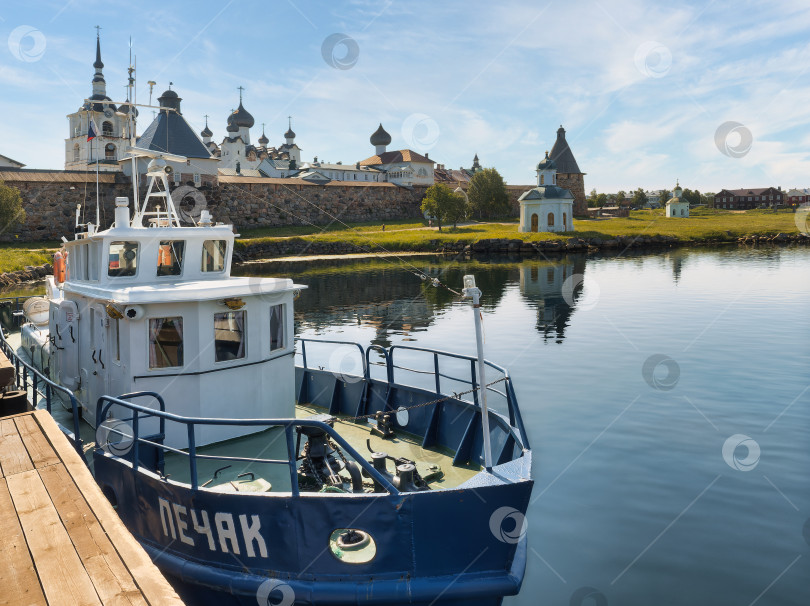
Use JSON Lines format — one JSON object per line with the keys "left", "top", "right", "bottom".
{"left": 237, "top": 208, "right": 803, "bottom": 252}
{"left": 0, "top": 242, "right": 58, "bottom": 273}
{"left": 0, "top": 208, "right": 803, "bottom": 274}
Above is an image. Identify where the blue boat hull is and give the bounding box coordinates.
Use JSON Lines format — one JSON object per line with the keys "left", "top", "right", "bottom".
{"left": 93, "top": 352, "right": 534, "bottom": 605}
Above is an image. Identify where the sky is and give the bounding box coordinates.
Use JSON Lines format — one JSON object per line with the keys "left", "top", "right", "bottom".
{"left": 1, "top": 0, "right": 810, "bottom": 193}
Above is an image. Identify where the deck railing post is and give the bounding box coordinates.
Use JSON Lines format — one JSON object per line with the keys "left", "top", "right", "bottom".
{"left": 132, "top": 414, "right": 140, "bottom": 474}
{"left": 470, "top": 359, "right": 479, "bottom": 406}
{"left": 32, "top": 374, "right": 38, "bottom": 407}
{"left": 301, "top": 340, "right": 308, "bottom": 369}
{"left": 285, "top": 425, "right": 299, "bottom": 497}
{"left": 187, "top": 424, "right": 198, "bottom": 490}
{"left": 434, "top": 353, "right": 441, "bottom": 394}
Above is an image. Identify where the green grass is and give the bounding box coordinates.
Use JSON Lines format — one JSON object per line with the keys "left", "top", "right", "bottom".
{"left": 238, "top": 218, "right": 429, "bottom": 239}
{"left": 0, "top": 242, "right": 58, "bottom": 273}
{"left": 237, "top": 208, "right": 802, "bottom": 253}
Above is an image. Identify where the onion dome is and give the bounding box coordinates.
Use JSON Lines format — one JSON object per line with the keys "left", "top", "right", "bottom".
{"left": 284, "top": 126, "right": 295, "bottom": 139}
{"left": 232, "top": 102, "right": 254, "bottom": 128}
{"left": 226, "top": 121, "right": 239, "bottom": 134}
{"left": 258, "top": 131, "right": 269, "bottom": 145}
{"left": 370, "top": 123, "right": 391, "bottom": 147}
{"left": 119, "top": 98, "right": 138, "bottom": 117}
{"left": 537, "top": 150, "right": 556, "bottom": 171}
{"left": 83, "top": 93, "right": 117, "bottom": 113}
{"left": 201, "top": 124, "right": 213, "bottom": 138}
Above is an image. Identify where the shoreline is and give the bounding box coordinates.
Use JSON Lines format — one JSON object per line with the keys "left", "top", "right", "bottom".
{"left": 2, "top": 233, "right": 806, "bottom": 288}
{"left": 235, "top": 231, "right": 809, "bottom": 264}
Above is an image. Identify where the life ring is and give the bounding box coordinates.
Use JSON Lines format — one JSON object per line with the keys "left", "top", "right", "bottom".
{"left": 53, "top": 251, "right": 66, "bottom": 283}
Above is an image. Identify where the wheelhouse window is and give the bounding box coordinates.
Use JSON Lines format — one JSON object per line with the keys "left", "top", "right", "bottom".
{"left": 214, "top": 311, "right": 246, "bottom": 362}
{"left": 108, "top": 241, "right": 139, "bottom": 277}
{"left": 157, "top": 240, "right": 185, "bottom": 276}
{"left": 269, "top": 304, "right": 285, "bottom": 351}
{"left": 148, "top": 317, "right": 184, "bottom": 369}
{"left": 202, "top": 240, "right": 227, "bottom": 272}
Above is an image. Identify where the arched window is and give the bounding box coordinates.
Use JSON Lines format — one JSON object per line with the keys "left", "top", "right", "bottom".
{"left": 73, "top": 144, "right": 79, "bottom": 162}
{"left": 547, "top": 212, "right": 555, "bottom": 227}
{"left": 531, "top": 214, "right": 538, "bottom": 232}
{"left": 105, "top": 143, "right": 116, "bottom": 159}
{"left": 102, "top": 121, "right": 113, "bottom": 136}
{"left": 540, "top": 174, "right": 545, "bottom": 185}
{"left": 563, "top": 212, "right": 567, "bottom": 229}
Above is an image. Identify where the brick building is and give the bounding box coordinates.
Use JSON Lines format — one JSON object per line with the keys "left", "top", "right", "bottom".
{"left": 786, "top": 188, "right": 810, "bottom": 206}
{"left": 549, "top": 126, "right": 587, "bottom": 216}
{"left": 713, "top": 187, "right": 784, "bottom": 209}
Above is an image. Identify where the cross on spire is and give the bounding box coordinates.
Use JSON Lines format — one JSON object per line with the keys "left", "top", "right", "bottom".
{"left": 238, "top": 85, "right": 245, "bottom": 101}
{"left": 288, "top": 115, "right": 292, "bottom": 128}
{"left": 95, "top": 25, "right": 101, "bottom": 37}
{"left": 204, "top": 114, "right": 209, "bottom": 126}
{"left": 261, "top": 122, "right": 266, "bottom": 134}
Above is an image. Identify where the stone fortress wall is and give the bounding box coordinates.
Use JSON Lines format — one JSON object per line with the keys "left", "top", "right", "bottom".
{"left": 0, "top": 171, "right": 430, "bottom": 241}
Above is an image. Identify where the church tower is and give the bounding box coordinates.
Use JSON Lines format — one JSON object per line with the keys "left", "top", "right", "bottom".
{"left": 64, "top": 29, "right": 128, "bottom": 172}
{"left": 549, "top": 125, "right": 587, "bottom": 215}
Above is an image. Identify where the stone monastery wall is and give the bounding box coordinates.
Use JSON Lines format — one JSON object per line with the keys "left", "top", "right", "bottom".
{"left": 0, "top": 171, "right": 428, "bottom": 241}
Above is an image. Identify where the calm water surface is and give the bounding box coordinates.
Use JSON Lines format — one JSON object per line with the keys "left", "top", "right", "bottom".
{"left": 248, "top": 247, "right": 810, "bottom": 606}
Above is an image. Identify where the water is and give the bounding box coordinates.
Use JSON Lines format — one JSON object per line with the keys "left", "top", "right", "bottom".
{"left": 248, "top": 246, "right": 810, "bottom": 606}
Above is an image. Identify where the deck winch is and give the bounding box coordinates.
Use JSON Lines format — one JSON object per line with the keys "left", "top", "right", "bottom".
{"left": 296, "top": 415, "right": 364, "bottom": 493}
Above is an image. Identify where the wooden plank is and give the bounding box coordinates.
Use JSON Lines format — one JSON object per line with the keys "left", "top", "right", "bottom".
{"left": 0, "top": 418, "right": 34, "bottom": 478}
{"left": 15, "top": 414, "right": 60, "bottom": 470}
{"left": 0, "top": 477, "right": 47, "bottom": 606}
{"left": 6, "top": 469, "right": 102, "bottom": 606}
{"left": 33, "top": 411, "right": 184, "bottom": 606}
{"left": 38, "top": 464, "right": 148, "bottom": 606}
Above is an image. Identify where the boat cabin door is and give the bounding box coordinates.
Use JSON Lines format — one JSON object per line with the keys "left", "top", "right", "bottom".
{"left": 86, "top": 303, "right": 108, "bottom": 419}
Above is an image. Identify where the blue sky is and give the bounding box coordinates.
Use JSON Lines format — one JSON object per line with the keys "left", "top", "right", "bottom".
{"left": 2, "top": 0, "right": 810, "bottom": 192}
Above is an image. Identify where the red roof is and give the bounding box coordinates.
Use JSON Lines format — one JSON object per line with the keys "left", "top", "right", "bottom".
{"left": 359, "top": 149, "right": 435, "bottom": 166}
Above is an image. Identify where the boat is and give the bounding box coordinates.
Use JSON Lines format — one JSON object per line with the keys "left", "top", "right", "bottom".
{"left": 6, "top": 91, "right": 534, "bottom": 606}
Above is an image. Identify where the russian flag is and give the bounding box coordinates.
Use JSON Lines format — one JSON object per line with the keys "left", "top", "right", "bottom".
{"left": 87, "top": 118, "right": 98, "bottom": 141}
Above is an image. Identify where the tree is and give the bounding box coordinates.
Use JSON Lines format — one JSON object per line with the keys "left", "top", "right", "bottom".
{"left": 0, "top": 180, "right": 26, "bottom": 233}
{"left": 466, "top": 168, "right": 510, "bottom": 219}
{"left": 659, "top": 190, "right": 670, "bottom": 206}
{"left": 615, "top": 190, "right": 626, "bottom": 206}
{"left": 630, "top": 188, "right": 648, "bottom": 208}
{"left": 596, "top": 193, "right": 608, "bottom": 208}
{"left": 420, "top": 184, "right": 465, "bottom": 231}
{"left": 587, "top": 188, "right": 599, "bottom": 207}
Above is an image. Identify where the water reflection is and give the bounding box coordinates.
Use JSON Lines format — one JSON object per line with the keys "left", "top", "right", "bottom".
{"left": 247, "top": 255, "right": 590, "bottom": 346}
{"left": 518, "top": 258, "right": 586, "bottom": 343}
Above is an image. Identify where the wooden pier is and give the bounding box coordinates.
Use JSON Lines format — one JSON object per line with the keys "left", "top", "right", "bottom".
{"left": 0, "top": 410, "right": 184, "bottom": 606}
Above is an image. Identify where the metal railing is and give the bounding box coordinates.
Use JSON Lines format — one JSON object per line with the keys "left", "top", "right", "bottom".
{"left": 296, "top": 338, "right": 530, "bottom": 450}
{"left": 0, "top": 296, "right": 31, "bottom": 333}
{"left": 95, "top": 394, "right": 398, "bottom": 495}
{"left": 0, "top": 328, "right": 84, "bottom": 456}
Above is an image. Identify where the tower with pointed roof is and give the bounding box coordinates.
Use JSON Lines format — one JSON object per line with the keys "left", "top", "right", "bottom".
{"left": 65, "top": 29, "right": 129, "bottom": 171}
{"left": 120, "top": 85, "right": 218, "bottom": 179}
{"left": 549, "top": 125, "right": 586, "bottom": 216}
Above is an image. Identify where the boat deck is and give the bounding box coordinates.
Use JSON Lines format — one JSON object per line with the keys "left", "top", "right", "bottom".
{"left": 0, "top": 410, "right": 183, "bottom": 606}
{"left": 161, "top": 403, "right": 481, "bottom": 492}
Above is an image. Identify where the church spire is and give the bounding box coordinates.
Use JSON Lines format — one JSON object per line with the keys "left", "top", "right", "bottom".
{"left": 93, "top": 27, "right": 104, "bottom": 68}
{"left": 92, "top": 26, "right": 107, "bottom": 97}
